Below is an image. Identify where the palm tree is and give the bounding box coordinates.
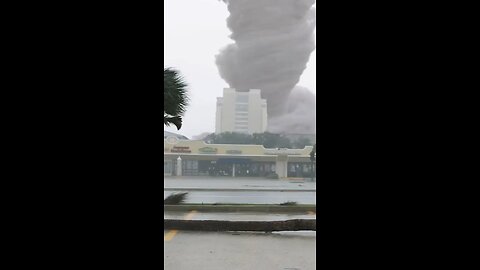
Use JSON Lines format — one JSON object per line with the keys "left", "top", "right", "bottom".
{"left": 164, "top": 68, "right": 189, "bottom": 130}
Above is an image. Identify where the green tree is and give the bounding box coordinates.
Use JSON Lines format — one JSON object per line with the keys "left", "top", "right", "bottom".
{"left": 205, "top": 132, "right": 296, "bottom": 148}
{"left": 207, "top": 132, "right": 253, "bottom": 144}
{"left": 292, "top": 137, "right": 312, "bottom": 149}
{"left": 164, "top": 68, "right": 189, "bottom": 130}
{"left": 254, "top": 132, "right": 291, "bottom": 148}
{"left": 310, "top": 144, "right": 316, "bottom": 161}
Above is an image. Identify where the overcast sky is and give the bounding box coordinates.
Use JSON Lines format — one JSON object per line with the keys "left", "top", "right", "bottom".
{"left": 164, "top": 0, "right": 316, "bottom": 138}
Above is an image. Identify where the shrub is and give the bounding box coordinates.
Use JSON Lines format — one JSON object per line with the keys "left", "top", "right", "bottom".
{"left": 280, "top": 201, "right": 298, "bottom": 206}
{"left": 164, "top": 192, "right": 188, "bottom": 205}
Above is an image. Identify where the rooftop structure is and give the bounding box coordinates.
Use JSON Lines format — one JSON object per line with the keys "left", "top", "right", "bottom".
{"left": 164, "top": 131, "right": 189, "bottom": 140}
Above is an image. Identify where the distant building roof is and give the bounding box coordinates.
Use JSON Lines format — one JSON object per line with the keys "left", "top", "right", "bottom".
{"left": 164, "top": 131, "right": 189, "bottom": 140}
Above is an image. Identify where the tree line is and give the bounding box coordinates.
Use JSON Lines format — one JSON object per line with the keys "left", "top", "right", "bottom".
{"left": 202, "top": 132, "right": 313, "bottom": 149}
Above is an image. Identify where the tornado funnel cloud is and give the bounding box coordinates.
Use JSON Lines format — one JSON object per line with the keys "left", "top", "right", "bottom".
{"left": 216, "top": 0, "right": 316, "bottom": 134}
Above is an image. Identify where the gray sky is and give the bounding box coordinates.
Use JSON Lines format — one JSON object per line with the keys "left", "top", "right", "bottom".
{"left": 164, "top": 0, "right": 316, "bottom": 138}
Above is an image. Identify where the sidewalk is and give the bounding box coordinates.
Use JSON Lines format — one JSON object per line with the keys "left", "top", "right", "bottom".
{"left": 164, "top": 177, "right": 316, "bottom": 192}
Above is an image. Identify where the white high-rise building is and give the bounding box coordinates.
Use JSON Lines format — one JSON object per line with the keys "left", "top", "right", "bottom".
{"left": 215, "top": 88, "right": 268, "bottom": 134}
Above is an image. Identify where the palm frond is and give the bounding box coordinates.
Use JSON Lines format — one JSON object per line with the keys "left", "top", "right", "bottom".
{"left": 164, "top": 68, "right": 189, "bottom": 116}
{"left": 164, "top": 115, "right": 182, "bottom": 130}
{"left": 164, "top": 67, "right": 189, "bottom": 130}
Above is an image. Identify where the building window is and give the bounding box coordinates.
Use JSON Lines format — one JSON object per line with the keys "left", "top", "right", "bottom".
{"left": 236, "top": 94, "right": 249, "bottom": 103}
{"left": 184, "top": 160, "right": 198, "bottom": 170}
{"left": 164, "top": 160, "right": 173, "bottom": 175}
{"left": 235, "top": 104, "right": 248, "bottom": 111}
{"left": 234, "top": 125, "right": 248, "bottom": 128}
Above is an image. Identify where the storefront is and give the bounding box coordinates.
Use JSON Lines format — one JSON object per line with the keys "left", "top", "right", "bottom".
{"left": 164, "top": 139, "right": 315, "bottom": 179}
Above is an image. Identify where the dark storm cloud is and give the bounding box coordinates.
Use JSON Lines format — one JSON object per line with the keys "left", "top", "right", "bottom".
{"left": 217, "top": 0, "right": 316, "bottom": 134}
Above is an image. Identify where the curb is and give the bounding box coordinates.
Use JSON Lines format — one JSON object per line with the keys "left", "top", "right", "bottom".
{"left": 164, "top": 187, "right": 316, "bottom": 192}
{"left": 164, "top": 204, "right": 316, "bottom": 213}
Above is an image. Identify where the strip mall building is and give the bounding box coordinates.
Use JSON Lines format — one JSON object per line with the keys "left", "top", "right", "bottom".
{"left": 164, "top": 138, "right": 315, "bottom": 179}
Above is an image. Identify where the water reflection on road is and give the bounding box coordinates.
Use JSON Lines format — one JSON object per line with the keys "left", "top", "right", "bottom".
{"left": 164, "top": 190, "right": 316, "bottom": 204}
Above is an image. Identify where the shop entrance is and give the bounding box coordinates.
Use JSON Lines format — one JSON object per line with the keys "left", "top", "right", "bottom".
{"left": 215, "top": 158, "right": 251, "bottom": 177}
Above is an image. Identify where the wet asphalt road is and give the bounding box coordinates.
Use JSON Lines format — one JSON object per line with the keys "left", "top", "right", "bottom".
{"left": 164, "top": 177, "right": 316, "bottom": 204}
{"left": 164, "top": 230, "right": 316, "bottom": 270}
{"left": 164, "top": 177, "right": 316, "bottom": 190}
{"left": 165, "top": 211, "right": 316, "bottom": 221}
{"left": 164, "top": 190, "right": 316, "bottom": 204}
{"left": 164, "top": 211, "right": 316, "bottom": 270}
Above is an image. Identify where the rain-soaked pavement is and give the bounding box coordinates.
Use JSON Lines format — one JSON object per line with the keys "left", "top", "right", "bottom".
{"left": 165, "top": 211, "right": 316, "bottom": 221}
{"left": 164, "top": 177, "right": 316, "bottom": 204}
{"left": 164, "top": 230, "right": 316, "bottom": 270}
{"left": 164, "top": 211, "right": 316, "bottom": 270}
{"left": 164, "top": 190, "right": 316, "bottom": 204}
{"left": 164, "top": 177, "right": 316, "bottom": 191}
{"left": 164, "top": 178, "right": 317, "bottom": 269}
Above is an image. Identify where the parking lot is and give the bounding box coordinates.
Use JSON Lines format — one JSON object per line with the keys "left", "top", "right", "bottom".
{"left": 164, "top": 230, "right": 316, "bottom": 270}
{"left": 164, "top": 211, "right": 316, "bottom": 270}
